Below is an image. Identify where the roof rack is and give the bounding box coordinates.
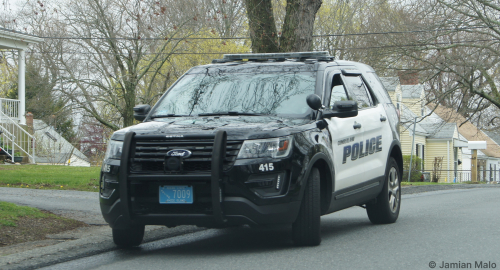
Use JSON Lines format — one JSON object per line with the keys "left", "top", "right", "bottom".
{"left": 212, "top": 51, "right": 334, "bottom": 63}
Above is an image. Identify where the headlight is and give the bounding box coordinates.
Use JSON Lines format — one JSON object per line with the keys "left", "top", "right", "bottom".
{"left": 237, "top": 136, "right": 293, "bottom": 159}
{"left": 104, "top": 140, "right": 123, "bottom": 160}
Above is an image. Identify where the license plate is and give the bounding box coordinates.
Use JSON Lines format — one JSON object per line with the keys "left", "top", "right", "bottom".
{"left": 159, "top": 185, "right": 193, "bottom": 204}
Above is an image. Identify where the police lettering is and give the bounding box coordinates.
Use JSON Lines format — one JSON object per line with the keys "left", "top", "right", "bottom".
{"left": 342, "top": 135, "right": 382, "bottom": 164}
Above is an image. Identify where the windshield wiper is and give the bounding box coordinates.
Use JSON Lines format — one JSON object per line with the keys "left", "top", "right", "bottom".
{"left": 150, "top": 114, "right": 189, "bottom": 118}
{"left": 197, "top": 111, "right": 264, "bottom": 117}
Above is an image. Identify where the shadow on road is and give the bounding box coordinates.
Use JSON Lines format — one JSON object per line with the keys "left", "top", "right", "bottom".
{"left": 111, "top": 214, "right": 375, "bottom": 258}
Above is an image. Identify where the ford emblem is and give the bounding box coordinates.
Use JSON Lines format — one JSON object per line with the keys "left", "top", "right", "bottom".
{"left": 166, "top": 149, "right": 192, "bottom": 158}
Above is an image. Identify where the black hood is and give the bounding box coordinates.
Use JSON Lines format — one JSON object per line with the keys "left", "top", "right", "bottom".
{"left": 111, "top": 116, "right": 316, "bottom": 141}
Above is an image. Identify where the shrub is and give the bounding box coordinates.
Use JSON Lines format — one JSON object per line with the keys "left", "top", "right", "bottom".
{"left": 432, "top": 157, "right": 444, "bottom": 182}
{"left": 402, "top": 155, "right": 423, "bottom": 182}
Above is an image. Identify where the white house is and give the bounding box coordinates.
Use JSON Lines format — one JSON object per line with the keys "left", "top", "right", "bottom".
{"left": 33, "top": 119, "right": 90, "bottom": 167}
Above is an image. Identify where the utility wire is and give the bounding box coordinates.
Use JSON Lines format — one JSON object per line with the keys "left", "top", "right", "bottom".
{"left": 36, "top": 25, "right": 499, "bottom": 40}
{"left": 315, "top": 25, "right": 499, "bottom": 37}
{"left": 18, "top": 38, "right": 498, "bottom": 55}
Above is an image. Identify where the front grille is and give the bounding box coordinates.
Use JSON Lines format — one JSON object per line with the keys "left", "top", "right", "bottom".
{"left": 130, "top": 139, "right": 242, "bottom": 174}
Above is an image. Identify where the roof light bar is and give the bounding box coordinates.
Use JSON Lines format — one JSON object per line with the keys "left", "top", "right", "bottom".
{"left": 222, "top": 51, "right": 331, "bottom": 61}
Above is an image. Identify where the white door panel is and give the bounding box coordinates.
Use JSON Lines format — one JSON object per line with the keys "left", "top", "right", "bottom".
{"left": 325, "top": 117, "right": 363, "bottom": 191}
{"left": 359, "top": 105, "right": 391, "bottom": 178}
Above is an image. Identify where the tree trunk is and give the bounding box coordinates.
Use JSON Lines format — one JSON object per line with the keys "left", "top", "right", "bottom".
{"left": 280, "top": 0, "right": 322, "bottom": 52}
{"left": 244, "top": 0, "right": 322, "bottom": 53}
{"left": 123, "top": 77, "right": 137, "bottom": 128}
{"left": 244, "top": 0, "right": 279, "bottom": 53}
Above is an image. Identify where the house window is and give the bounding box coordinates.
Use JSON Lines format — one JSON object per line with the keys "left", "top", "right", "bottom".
{"left": 422, "top": 145, "right": 425, "bottom": 170}
{"left": 415, "top": 144, "right": 424, "bottom": 171}
{"left": 490, "top": 164, "right": 493, "bottom": 181}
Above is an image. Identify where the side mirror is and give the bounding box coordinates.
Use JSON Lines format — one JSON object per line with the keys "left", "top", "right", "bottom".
{"left": 133, "top": 104, "right": 151, "bottom": 121}
{"left": 323, "top": 100, "right": 358, "bottom": 118}
{"left": 306, "top": 94, "right": 323, "bottom": 110}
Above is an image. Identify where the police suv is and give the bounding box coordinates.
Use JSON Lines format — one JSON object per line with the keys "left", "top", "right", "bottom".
{"left": 100, "top": 51, "right": 403, "bottom": 247}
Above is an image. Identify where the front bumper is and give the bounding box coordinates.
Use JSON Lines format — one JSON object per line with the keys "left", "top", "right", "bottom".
{"left": 101, "top": 197, "right": 301, "bottom": 228}
{"left": 99, "top": 131, "right": 304, "bottom": 228}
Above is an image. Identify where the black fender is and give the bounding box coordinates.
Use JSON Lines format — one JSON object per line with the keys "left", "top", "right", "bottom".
{"left": 297, "top": 148, "right": 335, "bottom": 215}
{"left": 387, "top": 139, "right": 403, "bottom": 175}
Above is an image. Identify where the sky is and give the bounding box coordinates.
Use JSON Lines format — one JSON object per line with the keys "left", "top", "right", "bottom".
{"left": 1, "top": 0, "right": 27, "bottom": 27}
{"left": 1, "top": 0, "right": 27, "bottom": 13}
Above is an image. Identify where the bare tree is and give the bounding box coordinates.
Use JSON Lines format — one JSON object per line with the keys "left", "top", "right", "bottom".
{"left": 19, "top": 0, "right": 207, "bottom": 130}
{"left": 201, "top": 0, "right": 247, "bottom": 38}
{"left": 244, "top": 0, "right": 322, "bottom": 52}
{"left": 383, "top": 0, "right": 500, "bottom": 127}
{"left": 312, "top": 0, "right": 416, "bottom": 75}
{"left": 16, "top": 0, "right": 252, "bottom": 130}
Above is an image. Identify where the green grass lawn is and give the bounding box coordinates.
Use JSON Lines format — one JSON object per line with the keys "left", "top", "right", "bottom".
{"left": 0, "top": 201, "right": 50, "bottom": 227}
{"left": 0, "top": 164, "right": 487, "bottom": 191}
{"left": 0, "top": 165, "right": 100, "bottom": 192}
{"left": 0, "top": 201, "right": 88, "bottom": 247}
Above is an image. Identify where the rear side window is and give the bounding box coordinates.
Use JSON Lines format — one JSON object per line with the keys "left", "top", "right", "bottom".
{"left": 343, "top": 75, "right": 373, "bottom": 109}
{"left": 364, "top": 72, "right": 392, "bottom": 104}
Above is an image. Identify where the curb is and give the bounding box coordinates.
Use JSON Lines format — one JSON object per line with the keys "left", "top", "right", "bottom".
{"left": 0, "top": 225, "right": 203, "bottom": 270}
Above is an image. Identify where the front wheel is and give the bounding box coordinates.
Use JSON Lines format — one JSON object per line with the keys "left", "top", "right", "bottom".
{"left": 112, "top": 224, "right": 145, "bottom": 247}
{"left": 366, "top": 157, "right": 401, "bottom": 224}
{"left": 292, "top": 167, "right": 321, "bottom": 246}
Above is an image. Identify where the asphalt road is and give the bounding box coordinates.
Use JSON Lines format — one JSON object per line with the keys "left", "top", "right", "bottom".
{"left": 0, "top": 187, "right": 105, "bottom": 225}
{"left": 40, "top": 187, "right": 500, "bottom": 270}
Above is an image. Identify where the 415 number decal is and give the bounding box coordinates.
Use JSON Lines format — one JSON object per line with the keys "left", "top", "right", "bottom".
{"left": 259, "top": 163, "right": 274, "bottom": 172}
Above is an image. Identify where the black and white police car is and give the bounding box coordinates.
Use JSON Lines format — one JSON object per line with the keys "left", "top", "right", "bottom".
{"left": 100, "top": 51, "right": 403, "bottom": 247}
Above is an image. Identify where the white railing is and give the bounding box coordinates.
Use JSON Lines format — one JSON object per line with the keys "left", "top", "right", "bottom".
{"left": 0, "top": 126, "right": 14, "bottom": 160}
{"left": 405, "top": 169, "right": 500, "bottom": 183}
{"left": 0, "top": 98, "right": 20, "bottom": 121}
{"left": 0, "top": 109, "right": 36, "bottom": 163}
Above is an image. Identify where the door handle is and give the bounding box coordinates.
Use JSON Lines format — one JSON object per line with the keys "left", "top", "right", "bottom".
{"left": 353, "top": 122, "right": 362, "bottom": 129}
{"left": 380, "top": 115, "right": 387, "bottom": 122}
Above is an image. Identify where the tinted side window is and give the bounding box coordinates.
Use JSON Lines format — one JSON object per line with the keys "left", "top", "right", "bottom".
{"left": 329, "top": 74, "right": 350, "bottom": 109}
{"left": 343, "top": 75, "right": 373, "bottom": 109}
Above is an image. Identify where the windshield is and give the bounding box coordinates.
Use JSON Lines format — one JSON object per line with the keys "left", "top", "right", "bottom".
{"left": 151, "top": 65, "right": 317, "bottom": 118}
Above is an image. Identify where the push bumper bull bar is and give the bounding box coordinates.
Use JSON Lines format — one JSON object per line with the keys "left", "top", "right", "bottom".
{"left": 118, "top": 130, "right": 228, "bottom": 226}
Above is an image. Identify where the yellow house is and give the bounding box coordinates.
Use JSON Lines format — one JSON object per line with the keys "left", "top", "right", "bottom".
{"left": 381, "top": 76, "right": 473, "bottom": 182}
{"left": 431, "top": 105, "right": 500, "bottom": 182}
{"left": 420, "top": 120, "right": 463, "bottom": 182}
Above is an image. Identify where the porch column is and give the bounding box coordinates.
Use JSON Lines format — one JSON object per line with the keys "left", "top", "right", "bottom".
{"left": 471, "top": 150, "right": 477, "bottom": 182}
{"left": 18, "top": 49, "right": 26, "bottom": 125}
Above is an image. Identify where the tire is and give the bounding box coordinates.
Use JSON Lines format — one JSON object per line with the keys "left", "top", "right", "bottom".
{"left": 112, "top": 224, "right": 145, "bottom": 247}
{"left": 366, "top": 157, "right": 401, "bottom": 224}
{"left": 292, "top": 167, "right": 321, "bottom": 246}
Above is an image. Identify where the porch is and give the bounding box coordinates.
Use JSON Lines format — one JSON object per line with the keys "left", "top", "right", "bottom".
{"left": 0, "top": 27, "right": 42, "bottom": 163}
{"left": 0, "top": 97, "right": 35, "bottom": 163}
